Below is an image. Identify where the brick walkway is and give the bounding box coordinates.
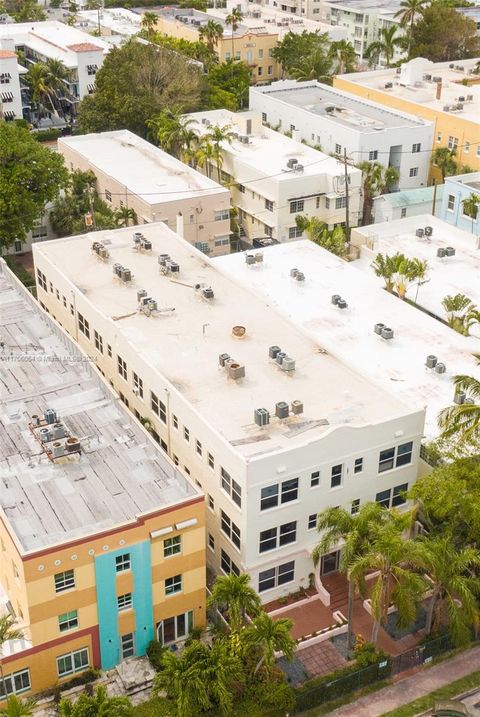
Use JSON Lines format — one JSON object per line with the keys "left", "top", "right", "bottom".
{"left": 272, "top": 597, "right": 338, "bottom": 640}
{"left": 297, "top": 641, "right": 347, "bottom": 679}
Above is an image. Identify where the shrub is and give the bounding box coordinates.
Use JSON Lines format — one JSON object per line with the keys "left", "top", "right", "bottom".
{"left": 4, "top": 256, "right": 35, "bottom": 288}
{"left": 34, "top": 128, "right": 61, "bottom": 142}
{"left": 146, "top": 640, "right": 167, "bottom": 671}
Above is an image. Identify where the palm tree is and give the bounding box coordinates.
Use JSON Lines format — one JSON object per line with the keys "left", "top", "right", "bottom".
{"left": 0, "top": 696, "right": 37, "bottom": 717}
{"left": 225, "top": 8, "right": 243, "bottom": 68}
{"left": 438, "top": 353, "right": 480, "bottom": 447}
{"left": 290, "top": 48, "right": 332, "bottom": 81}
{"left": 371, "top": 252, "right": 398, "bottom": 292}
{"left": 349, "top": 513, "right": 427, "bottom": 644}
{"left": 0, "top": 616, "right": 24, "bottom": 700}
{"left": 392, "top": 255, "right": 428, "bottom": 300}
{"left": 147, "top": 108, "right": 196, "bottom": 158}
{"left": 114, "top": 207, "right": 138, "bottom": 227}
{"left": 365, "top": 26, "right": 405, "bottom": 68}
{"left": 394, "top": 0, "right": 427, "bottom": 57}
{"left": 328, "top": 40, "right": 357, "bottom": 74}
{"left": 198, "top": 20, "right": 224, "bottom": 55}
{"left": 141, "top": 11, "right": 158, "bottom": 38}
{"left": 58, "top": 686, "right": 133, "bottom": 717}
{"left": 462, "top": 193, "right": 480, "bottom": 233}
{"left": 359, "top": 162, "right": 399, "bottom": 224}
{"left": 441, "top": 293, "right": 473, "bottom": 331}
{"left": 311, "top": 503, "right": 390, "bottom": 653}
{"left": 207, "top": 573, "right": 261, "bottom": 632}
{"left": 244, "top": 611, "right": 295, "bottom": 675}
{"left": 195, "top": 139, "right": 216, "bottom": 180}
{"left": 419, "top": 537, "right": 480, "bottom": 645}
{"left": 202, "top": 639, "right": 243, "bottom": 713}
{"left": 205, "top": 123, "right": 234, "bottom": 182}
{"left": 432, "top": 147, "right": 458, "bottom": 181}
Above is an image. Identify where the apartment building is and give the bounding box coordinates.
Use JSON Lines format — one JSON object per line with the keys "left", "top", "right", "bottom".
{"left": 187, "top": 109, "right": 362, "bottom": 243}
{"left": 0, "top": 260, "right": 205, "bottom": 701}
{"left": 0, "top": 47, "right": 25, "bottom": 121}
{"left": 33, "top": 224, "right": 425, "bottom": 602}
{"left": 0, "top": 22, "right": 109, "bottom": 120}
{"left": 439, "top": 172, "right": 480, "bottom": 235}
{"left": 58, "top": 131, "right": 232, "bottom": 256}
{"left": 372, "top": 185, "right": 443, "bottom": 223}
{"left": 250, "top": 80, "right": 434, "bottom": 190}
{"left": 150, "top": 6, "right": 280, "bottom": 83}
{"left": 334, "top": 57, "right": 480, "bottom": 182}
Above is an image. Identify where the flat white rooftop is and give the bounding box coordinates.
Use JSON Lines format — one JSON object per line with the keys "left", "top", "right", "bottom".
{"left": 33, "top": 224, "right": 412, "bottom": 458}
{"left": 58, "top": 130, "right": 226, "bottom": 205}
{"left": 215, "top": 240, "right": 480, "bottom": 440}
{"left": 253, "top": 80, "right": 430, "bottom": 132}
{"left": 77, "top": 8, "right": 141, "bottom": 36}
{"left": 337, "top": 57, "right": 480, "bottom": 124}
{"left": 352, "top": 214, "right": 480, "bottom": 338}
{"left": 0, "top": 262, "right": 197, "bottom": 554}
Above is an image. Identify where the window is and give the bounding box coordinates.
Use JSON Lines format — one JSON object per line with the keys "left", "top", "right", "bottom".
{"left": 260, "top": 478, "right": 298, "bottom": 510}
{"left": 165, "top": 574, "right": 182, "bottom": 596}
{"left": 412, "top": 143, "right": 421, "bottom": 153}
{"left": 268, "top": 65, "right": 273, "bottom": 75}
{"left": 221, "top": 467, "right": 242, "bottom": 507}
{"left": 368, "top": 150, "right": 378, "bottom": 161}
{"left": 208, "top": 452, "right": 215, "bottom": 470}
{"left": 258, "top": 67, "right": 263, "bottom": 76}
{"left": 121, "top": 632, "right": 135, "bottom": 659}
{"left": 182, "top": 426, "right": 189, "bottom": 443}
{"left": 290, "top": 199, "right": 304, "bottom": 213}
{"left": 58, "top": 610, "right": 78, "bottom": 632}
{"left": 448, "top": 136, "right": 458, "bottom": 150}
{"left": 55, "top": 569, "right": 75, "bottom": 593}
{"left": 221, "top": 511, "right": 241, "bottom": 548}
{"left": 158, "top": 610, "right": 194, "bottom": 645}
{"left": 264, "top": 224, "right": 273, "bottom": 237}
{"left": 172, "top": 414, "right": 178, "bottom": 430}
{"left": 335, "top": 196, "right": 347, "bottom": 209}
{"left": 173, "top": 454, "right": 179, "bottom": 466}
{"left": 221, "top": 549, "right": 240, "bottom": 576}
{"left": 351, "top": 499, "right": 360, "bottom": 515}
{"left": 311, "top": 471, "right": 320, "bottom": 487}
{"left": 94, "top": 330, "right": 103, "bottom": 354}
{"left": 196, "top": 439, "right": 202, "bottom": 456}
{"left": 463, "top": 201, "right": 478, "bottom": 219}
{"left": 354, "top": 458, "right": 363, "bottom": 474}
{"left": 115, "top": 553, "right": 131, "bottom": 572}
{"left": 107, "top": 344, "right": 112, "bottom": 358}
{"left": 396, "top": 441, "right": 413, "bottom": 466}
{"left": 379, "top": 441, "right": 413, "bottom": 472}
{"left": 132, "top": 372, "right": 143, "bottom": 399}
{"left": 436, "top": 132, "right": 442, "bottom": 143}
{"left": 409, "top": 167, "right": 418, "bottom": 177}
{"left": 265, "top": 198, "right": 274, "bottom": 212}
{"left": 78, "top": 313, "right": 90, "bottom": 339}
{"left": 208, "top": 533, "right": 215, "bottom": 550}
{"left": 214, "top": 237, "right": 230, "bottom": 247}
{"left": 447, "top": 194, "right": 455, "bottom": 211}
{"left": 281, "top": 478, "right": 298, "bottom": 503}
{"left": 465, "top": 141, "right": 470, "bottom": 153}
{"left": 335, "top": 143, "right": 342, "bottom": 154}
{"left": 280, "top": 520, "right": 297, "bottom": 546}
{"left": 401, "top": 208, "right": 407, "bottom": 218}
{"left": 0, "top": 668, "right": 31, "bottom": 698}
{"left": 288, "top": 226, "right": 303, "bottom": 239}
{"left": 117, "top": 593, "right": 132, "bottom": 611}
{"left": 57, "top": 648, "right": 89, "bottom": 677}
{"left": 261, "top": 484, "right": 278, "bottom": 510}
{"left": 117, "top": 355, "right": 127, "bottom": 380}
{"left": 49, "top": 281, "right": 53, "bottom": 293}
{"left": 259, "top": 527, "right": 277, "bottom": 552}
{"left": 378, "top": 447, "right": 395, "bottom": 473}
{"left": 36, "top": 269, "right": 47, "bottom": 291}
{"left": 259, "top": 521, "right": 296, "bottom": 553}
{"left": 238, "top": 184, "right": 245, "bottom": 194}
{"left": 214, "top": 209, "right": 229, "bottom": 222}
{"left": 105, "top": 189, "right": 112, "bottom": 202}
{"left": 477, "top": 146, "right": 480, "bottom": 158}
{"left": 258, "top": 561, "right": 295, "bottom": 593}
{"left": 258, "top": 48, "right": 264, "bottom": 59}
{"left": 325, "top": 197, "right": 330, "bottom": 210}
{"left": 56, "top": 289, "right": 60, "bottom": 301}
{"left": 151, "top": 392, "right": 167, "bottom": 423}
{"left": 164, "top": 535, "right": 181, "bottom": 558}
{"left": 308, "top": 513, "right": 317, "bottom": 529}
{"left": 208, "top": 494, "right": 214, "bottom": 511}
{"left": 331, "top": 464, "right": 343, "bottom": 488}
{"left": 376, "top": 483, "right": 408, "bottom": 509}
{"left": 262, "top": 112, "right": 267, "bottom": 122}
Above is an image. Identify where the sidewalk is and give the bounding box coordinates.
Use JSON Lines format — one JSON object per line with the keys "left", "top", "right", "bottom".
{"left": 326, "top": 644, "right": 480, "bottom": 717}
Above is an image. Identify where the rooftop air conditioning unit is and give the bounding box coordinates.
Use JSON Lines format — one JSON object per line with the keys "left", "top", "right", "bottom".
{"left": 443, "top": 105, "right": 451, "bottom": 112}
{"left": 291, "top": 399, "right": 303, "bottom": 414}
{"left": 466, "top": 94, "right": 474, "bottom": 101}
{"left": 395, "top": 67, "right": 401, "bottom": 74}
{"left": 432, "top": 76, "right": 442, "bottom": 82}
{"left": 423, "top": 74, "right": 432, "bottom": 81}
{"left": 287, "top": 158, "right": 298, "bottom": 168}
{"left": 275, "top": 401, "right": 289, "bottom": 419}
{"left": 384, "top": 82, "right": 393, "bottom": 89}
{"left": 325, "top": 105, "right": 335, "bottom": 113}
{"left": 239, "top": 135, "right": 250, "bottom": 144}
{"left": 416, "top": 228, "right": 424, "bottom": 238}
{"left": 294, "top": 164, "right": 304, "bottom": 173}
{"left": 254, "top": 408, "right": 270, "bottom": 426}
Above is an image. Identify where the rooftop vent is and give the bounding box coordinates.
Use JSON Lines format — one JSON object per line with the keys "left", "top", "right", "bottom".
{"left": 202, "top": 287, "right": 214, "bottom": 299}
{"left": 291, "top": 399, "right": 303, "bottom": 414}
{"left": 435, "top": 362, "right": 446, "bottom": 374}
{"left": 416, "top": 228, "right": 424, "bottom": 238}
{"left": 254, "top": 408, "right": 270, "bottom": 427}
{"left": 287, "top": 158, "right": 298, "bottom": 169}
{"left": 432, "top": 76, "right": 442, "bottom": 82}
{"left": 232, "top": 325, "right": 246, "bottom": 339}
{"left": 426, "top": 355, "right": 437, "bottom": 368}
{"left": 454, "top": 390, "right": 466, "bottom": 405}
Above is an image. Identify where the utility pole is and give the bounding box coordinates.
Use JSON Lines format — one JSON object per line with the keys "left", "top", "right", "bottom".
{"left": 431, "top": 180, "right": 437, "bottom": 217}
{"left": 343, "top": 147, "right": 350, "bottom": 243}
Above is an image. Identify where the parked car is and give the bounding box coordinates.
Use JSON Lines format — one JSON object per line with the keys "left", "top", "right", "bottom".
{"left": 432, "top": 701, "right": 470, "bottom": 717}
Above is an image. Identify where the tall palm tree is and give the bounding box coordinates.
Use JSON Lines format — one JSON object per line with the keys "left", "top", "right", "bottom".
{"left": 290, "top": 48, "right": 332, "bottom": 81}
{"left": 462, "top": 193, "right": 480, "bottom": 233}
{"left": 432, "top": 147, "right": 458, "bottom": 181}
{"left": 141, "top": 11, "right": 158, "bottom": 38}
{"left": 359, "top": 161, "right": 399, "bottom": 224}
{"left": 371, "top": 252, "right": 398, "bottom": 292}
{"left": 392, "top": 255, "right": 428, "bottom": 300}
{"left": 349, "top": 513, "right": 427, "bottom": 644}
{"left": 207, "top": 573, "right": 261, "bottom": 632}
{"left": 394, "top": 0, "right": 427, "bottom": 57}
{"left": 0, "top": 697, "right": 37, "bottom": 717}
{"left": 244, "top": 611, "right": 295, "bottom": 675}
{"left": 295, "top": 216, "right": 347, "bottom": 257}
{"left": 365, "top": 26, "right": 405, "bottom": 68}
{"left": 312, "top": 503, "right": 390, "bottom": 652}
{"left": 198, "top": 20, "right": 224, "bottom": 55}
{"left": 438, "top": 354, "right": 480, "bottom": 447}
{"left": 202, "top": 639, "right": 243, "bottom": 713}
{"left": 114, "top": 207, "right": 138, "bottom": 227}
{"left": 225, "top": 8, "right": 243, "bottom": 67}
{"left": 205, "top": 123, "right": 234, "bottom": 182}
{"left": 328, "top": 40, "right": 357, "bottom": 74}
{"left": 0, "top": 616, "right": 24, "bottom": 700}
{"left": 418, "top": 536, "right": 480, "bottom": 645}
{"left": 147, "top": 108, "right": 196, "bottom": 158}
{"left": 58, "top": 686, "right": 133, "bottom": 717}
{"left": 195, "top": 139, "right": 216, "bottom": 179}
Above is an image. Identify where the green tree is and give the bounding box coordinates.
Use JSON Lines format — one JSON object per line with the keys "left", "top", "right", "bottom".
{"left": 141, "top": 11, "right": 158, "bottom": 37}
{"left": 225, "top": 7, "right": 243, "bottom": 70}
{"left": 312, "top": 503, "right": 390, "bottom": 653}
{"left": 392, "top": 255, "right": 428, "bottom": 299}
{"left": 195, "top": 138, "right": 216, "bottom": 179}
{"left": 290, "top": 47, "right": 333, "bottom": 81}
{"left": 462, "top": 192, "right": 480, "bottom": 232}
{"left": 147, "top": 107, "right": 196, "bottom": 158}
{"left": 115, "top": 207, "right": 138, "bottom": 227}
{"left": 295, "top": 216, "right": 347, "bottom": 257}
{"left": 208, "top": 573, "right": 261, "bottom": 632}
{"left": 394, "top": 0, "right": 428, "bottom": 57}
{"left": 271, "top": 30, "right": 330, "bottom": 78}
{"left": 204, "top": 60, "right": 250, "bottom": 110}
{"left": 78, "top": 40, "right": 203, "bottom": 137}
{"left": 365, "top": 26, "right": 406, "bottom": 68}
{"left": 58, "top": 686, "right": 133, "bottom": 717}
{"left": 0, "top": 123, "right": 68, "bottom": 251}
{"left": 0, "top": 696, "right": 37, "bottom": 717}
{"left": 244, "top": 612, "right": 295, "bottom": 675}
{"left": 438, "top": 354, "right": 480, "bottom": 448}
{"left": 359, "top": 161, "right": 399, "bottom": 224}
{"left": 205, "top": 123, "right": 234, "bottom": 182}
{"left": 50, "top": 169, "right": 115, "bottom": 237}
{"left": 371, "top": 252, "right": 399, "bottom": 292}
{"left": 0, "top": 616, "right": 24, "bottom": 702}
{"left": 13, "top": 0, "right": 46, "bottom": 21}
{"left": 441, "top": 293, "right": 473, "bottom": 333}
{"left": 328, "top": 40, "right": 357, "bottom": 74}
{"left": 432, "top": 147, "right": 458, "bottom": 181}
{"left": 410, "top": 5, "right": 480, "bottom": 61}
{"left": 198, "top": 20, "right": 224, "bottom": 55}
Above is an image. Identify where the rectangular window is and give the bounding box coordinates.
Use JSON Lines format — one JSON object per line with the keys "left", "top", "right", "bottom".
{"left": 290, "top": 199, "right": 304, "bottom": 213}
{"left": 265, "top": 198, "right": 274, "bottom": 212}
{"left": 288, "top": 226, "right": 303, "bottom": 239}
{"left": 378, "top": 447, "right": 395, "bottom": 473}
{"left": 368, "top": 150, "right": 378, "bottom": 161}
{"left": 376, "top": 488, "right": 391, "bottom": 508}
{"left": 173, "top": 454, "right": 179, "bottom": 465}
{"left": 412, "top": 143, "right": 421, "bottom": 153}
{"left": 105, "top": 189, "right": 112, "bottom": 202}
{"left": 78, "top": 313, "right": 90, "bottom": 339}
{"left": 55, "top": 569, "right": 75, "bottom": 593}
{"left": 259, "top": 527, "right": 277, "bottom": 553}
{"left": 208, "top": 494, "right": 214, "bottom": 511}
{"left": 36, "top": 268, "right": 47, "bottom": 291}
{"left": 117, "top": 355, "right": 127, "bottom": 380}
{"left": 121, "top": 632, "right": 135, "bottom": 659}
{"left": 279, "top": 520, "right": 297, "bottom": 546}
{"left": 354, "top": 458, "right": 363, "bottom": 474}
{"left": 281, "top": 478, "right": 298, "bottom": 503}
{"left": 172, "top": 414, "right": 178, "bottom": 430}
{"left": 448, "top": 136, "right": 458, "bottom": 150}
{"left": 311, "top": 471, "right": 320, "bottom": 487}
{"left": 221, "top": 511, "right": 241, "bottom": 548}
{"left": 0, "top": 668, "right": 31, "bottom": 699}
{"left": 392, "top": 483, "right": 408, "bottom": 506}
{"left": 379, "top": 442, "right": 413, "bottom": 472}
{"left": 117, "top": 593, "right": 132, "bottom": 611}
{"left": 58, "top": 610, "right": 78, "bottom": 632}
{"left": 221, "top": 549, "right": 240, "bottom": 576}
{"left": 258, "top": 67, "right": 263, "bottom": 76}
{"left": 164, "top": 535, "right": 181, "bottom": 558}
{"left": 258, "top": 561, "right": 295, "bottom": 593}
{"left": 436, "top": 132, "right": 442, "bottom": 143}
{"left": 260, "top": 484, "right": 279, "bottom": 510}
{"left": 262, "top": 112, "right": 267, "bottom": 122}
{"left": 132, "top": 372, "right": 144, "bottom": 399}
{"left": 56, "top": 289, "right": 60, "bottom": 301}
{"left": 57, "top": 648, "right": 89, "bottom": 678}
{"left": 208, "top": 533, "right": 215, "bottom": 550}
{"left": 351, "top": 499, "right": 360, "bottom": 515}
{"left": 107, "top": 344, "right": 112, "bottom": 358}
{"left": 447, "top": 194, "right": 455, "bottom": 211}
{"left": 165, "top": 575, "right": 182, "bottom": 596}
{"left": 208, "top": 452, "right": 215, "bottom": 470}
{"left": 409, "top": 167, "right": 418, "bottom": 177}
{"left": 151, "top": 392, "right": 167, "bottom": 423}
{"left": 335, "top": 196, "right": 347, "bottom": 209}
{"left": 196, "top": 439, "right": 202, "bottom": 456}
{"left": 221, "top": 467, "right": 241, "bottom": 507}
{"left": 335, "top": 143, "right": 342, "bottom": 154}
{"left": 308, "top": 513, "right": 317, "bottom": 529}
{"left": 401, "top": 208, "right": 407, "bottom": 218}
{"left": 268, "top": 65, "right": 273, "bottom": 75}
{"left": 115, "top": 553, "right": 131, "bottom": 572}
{"left": 396, "top": 441, "right": 413, "bottom": 467}
{"left": 214, "top": 209, "right": 230, "bottom": 222}
{"left": 94, "top": 330, "right": 103, "bottom": 354}
{"left": 264, "top": 224, "right": 273, "bottom": 237}
{"left": 330, "top": 464, "right": 343, "bottom": 488}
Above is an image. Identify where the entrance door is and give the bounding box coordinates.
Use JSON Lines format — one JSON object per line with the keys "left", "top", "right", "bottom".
{"left": 320, "top": 550, "right": 340, "bottom": 575}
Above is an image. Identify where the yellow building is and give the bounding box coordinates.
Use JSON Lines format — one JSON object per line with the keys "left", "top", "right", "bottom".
{"left": 334, "top": 57, "right": 480, "bottom": 183}
{"left": 150, "top": 7, "right": 280, "bottom": 84}
{"left": 0, "top": 261, "right": 206, "bottom": 702}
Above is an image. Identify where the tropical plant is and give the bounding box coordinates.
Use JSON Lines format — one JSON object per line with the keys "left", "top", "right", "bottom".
{"left": 207, "top": 573, "right": 261, "bottom": 632}
{"left": 462, "top": 192, "right": 480, "bottom": 232}
{"left": 114, "top": 207, "right": 138, "bottom": 227}
{"left": 359, "top": 162, "right": 400, "bottom": 224}
{"left": 438, "top": 353, "right": 480, "bottom": 448}
{"left": 141, "top": 11, "right": 158, "bottom": 37}
{"left": 371, "top": 252, "right": 398, "bottom": 292}
{"left": 244, "top": 611, "right": 295, "bottom": 675}
{"left": 0, "top": 616, "right": 24, "bottom": 703}
{"left": 328, "top": 40, "right": 357, "bottom": 74}
{"left": 58, "top": 686, "right": 133, "bottom": 717}
{"left": 147, "top": 107, "right": 196, "bottom": 158}
{"left": 410, "top": 5, "right": 480, "bottom": 62}
{"left": 365, "top": 26, "right": 406, "bottom": 68}
{"left": 198, "top": 20, "right": 224, "bottom": 54}
{"left": 418, "top": 536, "right": 480, "bottom": 644}
{"left": 432, "top": 147, "right": 458, "bottom": 181}
{"left": 205, "top": 123, "right": 234, "bottom": 182}
{"left": 394, "top": 0, "right": 428, "bottom": 57}
{"left": 312, "top": 502, "right": 390, "bottom": 653}
{"left": 50, "top": 169, "right": 116, "bottom": 237}
{"left": 295, "top": 216, "right": 347, "bottom": 257}
{"left": 225, "top": 8, "right": 243, "bottom": 69}
{"left": 392, "top": 255, "right": 428, "bottom": 300}
{"left": 195, "top": 139, "right": 216, "bottom": 179}
{"left": 441, "top": 293, "right": 473, "bottom": 333}
{"left": 0, "top": 696, "right": 37, "bottom": 717}
{"left": 271, "top": 30, "right": 330, "bottom": 78}
{"left": 290, "top": 47, "right": 332, "bottom": 81}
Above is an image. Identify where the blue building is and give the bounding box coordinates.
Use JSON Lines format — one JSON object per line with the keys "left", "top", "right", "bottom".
{"left": 440, "top": 172, "right": 480, "bottom": 234}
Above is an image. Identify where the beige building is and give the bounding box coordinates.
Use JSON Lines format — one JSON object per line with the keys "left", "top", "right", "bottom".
{"left": 58, "top": 130, "right": 232, "bottom": 257}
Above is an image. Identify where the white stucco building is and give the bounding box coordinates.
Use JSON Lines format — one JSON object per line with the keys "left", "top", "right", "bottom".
{"left": 187, "top": 109, "right": 362, "bottom": 244}
{"left": 33, "top": 224, "right": 425, "bottom": 600}
{"left": 250, "top": 80, "right": 434, "bottom": 190}
{"left": 372, "top": 185, "right": 444, "bottom": 223}
{"left": 58, "top": 131, "right": 232, "bottom": 256}
{"left": 0, "top": 47, "right": 25, "bottom": 121}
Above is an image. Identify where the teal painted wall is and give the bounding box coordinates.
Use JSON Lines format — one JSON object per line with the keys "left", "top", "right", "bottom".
{"left": 94, "top": 541, "right": 154, "bottom": 670}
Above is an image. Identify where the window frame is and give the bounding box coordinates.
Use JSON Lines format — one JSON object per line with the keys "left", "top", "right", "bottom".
{"left": 258, "top": 560, "right": 295, "bottom": 593}
{"left": 330, "top": 464, "right": 343, "bottom": 488}
{"left": 289, "top": 199, "right": 304, "bottom": 214}
{"left": 117, "top": 593, "right": 133, "bottom": 611}
{"left": 164, "top": 535, "right": 182, "bottom": 558}
{"left": 56, "top": 648, "right": 89, "bottom": 678}
{"left": 54, "top": 569, "right": 75, "bottom": 593}
{"left": 165, "top": 574, "right": 182, "bottom": 596}
{"left": 115, "top": 553, "right": 131, "bottom": 573}
{"left": 58, "top": 609, "right": 78, "bottom": 633}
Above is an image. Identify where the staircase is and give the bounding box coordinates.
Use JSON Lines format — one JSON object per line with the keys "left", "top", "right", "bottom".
{"left": 321, "top": 572, "right": 349, "bottom": 612}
